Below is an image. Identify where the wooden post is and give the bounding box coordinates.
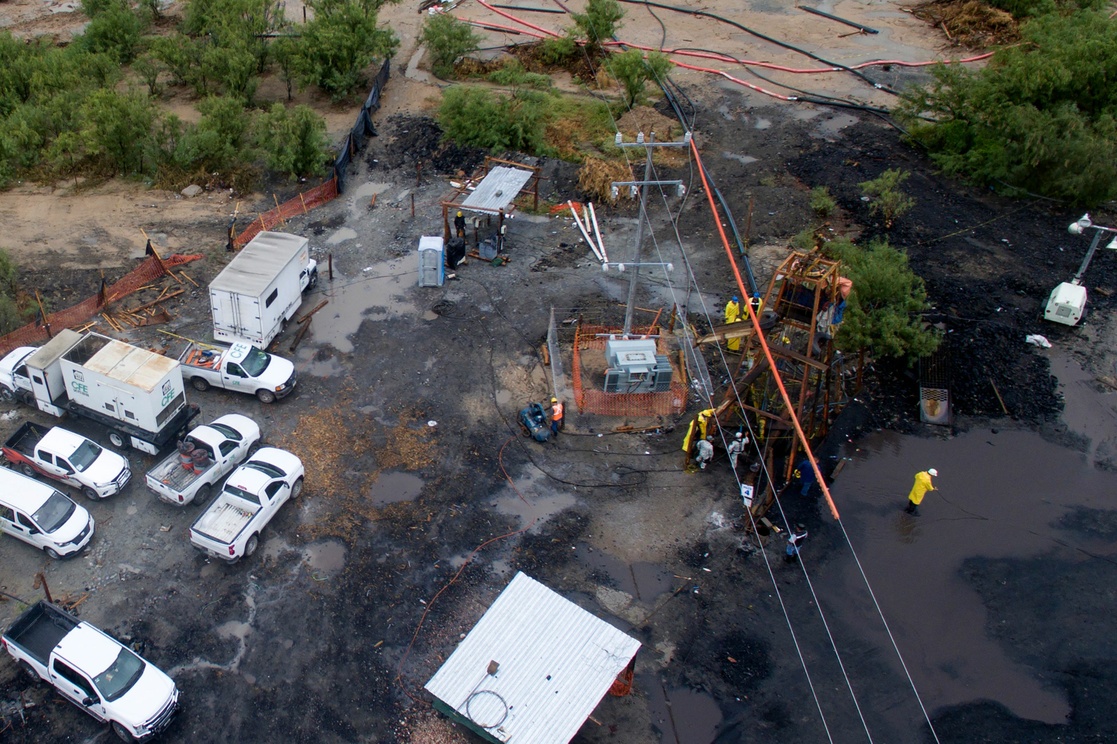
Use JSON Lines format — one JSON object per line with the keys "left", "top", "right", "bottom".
{"left": 328, "top": 253, "right": 333, "bottom": 281}
{"left": 411, "top": 193, "right": 415, "bottom": 218}
{"left": 667, "top": 304, "right": 677, "bottom": 333}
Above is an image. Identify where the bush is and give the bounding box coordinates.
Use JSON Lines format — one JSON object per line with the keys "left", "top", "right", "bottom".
{"left": 537, "top": 34, "right": 577, "bottom": 66}
{"left": 297, "top": 0, "right": 397, "bottom": 101}
{"left": 76, "top": 0, "right": 147, "bottom": 64}
{"left": 809, "top": 186, "right": 836, "bottom": 217}
{"left": 488, "top": 60, "right": 551, "bottom": 90}
{"left": 437, "top": 86, "right": 552, "bottom": 154}
{"left": 606, "top": 48, "right": 672, "bottom": 109}
{"left": 898, "top": 10, "right": 1117, "bottom": 206}
{"left": 253, "top": 103, "right": 329, "bottom": 178}
{"left": 571, "top": 0, "right": 623, "bottom": 57}
{"left": 824, "top": 238, "right": 940, "bottom": 362}
{"left": 859, "top": 169, "right": 914, "bottom": 228}
{"left": 420, "top": 13, "right": 480, "bottom": 79}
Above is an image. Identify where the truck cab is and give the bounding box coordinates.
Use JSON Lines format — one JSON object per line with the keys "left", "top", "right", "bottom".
{"left": 4, "top": 422, "right": 132, "bottom": 500}
{"left": 0, "top": 345, "right": 36, "bottom": 402}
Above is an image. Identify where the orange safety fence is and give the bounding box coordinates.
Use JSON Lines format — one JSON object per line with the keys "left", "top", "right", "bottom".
{"left": 0, "top": 253, "right": 203, "bottom": 358}
{"left": 572, "top": 323, "right": 689, "bottom": 417}
{"left": 232, "top": 177, "right": 339, "bottom": 249}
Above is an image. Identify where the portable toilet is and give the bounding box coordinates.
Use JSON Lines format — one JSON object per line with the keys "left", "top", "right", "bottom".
{"left": 1044, "top": 281, "right": 1086, "bottom": 326}
{"left": 418, "top": 236, "right": 445, "bottom": 287}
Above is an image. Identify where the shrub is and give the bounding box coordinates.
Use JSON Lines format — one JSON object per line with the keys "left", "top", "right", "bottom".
{"left": 898, "top": 10, "right": 1117, "bottom": 206}
{"left": 537, "top": 34, "right": 577, "bottom": 66}
{"left": 297, "top": 0, "right": 398, "bottom": 101}
{"left": 76, "top": 0, "right": 146, "bottom": 64}
{"left": 824, "top": 238, "right": 940, "bottom": 362}
{"left": 859, "top": 169, "right": 914, "bottom": 228}
{"left": 809, "top": 186, "right": 836, "bottom": 217}
{"left": 420, "top": 13, "right": 480, "bottom": 79}
{"left": 253, "top": 103, "right": 329, "bottom": 178}
{"left": 488, "top": 60, "right": 551, "bottom": 90}
{"left": 571, "top": 0, "right": 623, "bottom": 57}
{"left": 606, "top": 48, "right": 672, "bottom": 109}
{"left": 437, "top": 86, "right": 552, "bottom": 154}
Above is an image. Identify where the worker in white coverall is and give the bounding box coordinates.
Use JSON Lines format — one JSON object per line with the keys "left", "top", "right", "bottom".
{"left": 695, "top": 437, "right": 714, "bottom": 470}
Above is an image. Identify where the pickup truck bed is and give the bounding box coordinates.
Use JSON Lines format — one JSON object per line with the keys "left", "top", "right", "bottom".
{"left": 193, "top": 499, "right": 258, "bottom": 543}
{"left": 4, "top": 602, "right": 78, "bottom": 665}
{"left": 4, "top": 422, "right": 47, "bottom": 458}
{"left": 147, "top": 456, "right": 215, "bottom": 493}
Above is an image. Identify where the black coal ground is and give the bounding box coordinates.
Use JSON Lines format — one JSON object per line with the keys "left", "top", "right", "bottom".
{"left": 2, "top": 91, "right": 1116, "bottom": 744}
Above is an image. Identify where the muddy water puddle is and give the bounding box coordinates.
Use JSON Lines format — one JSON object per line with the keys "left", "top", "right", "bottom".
{"left": 304, "top": 540, "right": 347, "bottom": 574}
{"left": 494, "top": 488, "right": 576, "bottom": 531}
{"left": 824, "top": 424, "right": 1117, "bottom": 727}
{"left": 576, "top": 547, "right": 674, "bottom": 602}
{"left": 307, "top": 256, "right": 418, "bottom": 353}
{"left": 640, "top": 675, "right": 723, "bottom": 744}
{"left": 368, "top": 471, "right": 424, "bottom": 506}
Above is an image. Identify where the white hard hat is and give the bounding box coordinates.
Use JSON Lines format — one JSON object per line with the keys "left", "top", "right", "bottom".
{"left": 928, "top": 468, "right": 938, "bottom": 477}
{"left": 735, "top": 432, "right": 743, "bottom": 439}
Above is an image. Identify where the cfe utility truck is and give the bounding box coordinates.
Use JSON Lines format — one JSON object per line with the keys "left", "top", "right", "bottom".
{"left": 0, "top": 330, "right": 199, "bottom": 454}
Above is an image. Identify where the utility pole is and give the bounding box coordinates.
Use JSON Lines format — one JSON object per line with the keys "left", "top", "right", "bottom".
{"left": 612, "top": 131, "right": 691, "bottom": 336}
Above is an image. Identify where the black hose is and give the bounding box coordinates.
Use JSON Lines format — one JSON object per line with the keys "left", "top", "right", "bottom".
{"left": 615, "top": 0, "right": 896, "bottom": 95}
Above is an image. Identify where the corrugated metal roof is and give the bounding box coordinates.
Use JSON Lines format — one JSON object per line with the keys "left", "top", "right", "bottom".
{"left": 425, "top": 572, "right": 640, "bottom": 744}
{"left": 460, "top": 167, "right": 534, "bottom": 214}
{"left": 210, "top": 231, "right": 308, "bottom": 296}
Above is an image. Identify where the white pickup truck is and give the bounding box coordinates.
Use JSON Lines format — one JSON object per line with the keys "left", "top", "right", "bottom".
{"left": 2, "top": 601, "right": 179, "bottom": 741}
{"left": 179, "top": 342, "right": 296, "bottom": 403}
{"left": 144, "top": 414, "right": 261, "bottom": 506}
{"left": 3, "top": 422, "right": 132, "bottom": 500}
{"left": 0, "top": 345, "right": 35, "bottom": 403}
{"left": 189, "top": 447, "right": 303, "bottom": 562}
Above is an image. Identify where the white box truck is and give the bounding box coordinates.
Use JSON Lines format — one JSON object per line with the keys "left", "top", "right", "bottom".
{"left": 209, "top": 231, "right": 318, "bottom": 349}
{"left": 17, "top": 330, "right": 199, "bottom": 455}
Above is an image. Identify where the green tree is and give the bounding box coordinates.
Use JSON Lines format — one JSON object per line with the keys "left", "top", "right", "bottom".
{"left": 859, "top": 169, "right": 914, "bottom": 228}
{"left": 825, "top": 238, "right": 940, "bottom": 362}
{"left": 133, "top": 52, "right": 165, "bottom": 96}
{"left": 898, "top": 10, "right": 1117, "bottom": 206}
{"left": 297, "top": 0, "right": 398, "bottom": 101}
{"left": 77, "top": 0, "right": 147, "bottom": 64}
{"left": 571, "top": 0, "right": 622, "bottom": 58}
{"left": 437, "top": 86, "right": 552, "bottom": 154}
{"left": 606, "top": 48, "right": 672, "bottom": 108}
{"left": 77, "top": 89, "right": 155, "bottom": 176}
{"left": 201, "top": 38, "right": 258, "bottom": 101}
{"left": 253, "top": 103, "right": 329, "bottom": 178}
{"left": 150, "top": 34, "right": 204, "bottom": 88}
{"left": 272, "top": 36, "right": 300, "bottom": 101}
{"left": 420, "top": 13, "right": 480, "bottom": 79}
{"left": 174, "top": 95, "right": 253, "bottom": 173}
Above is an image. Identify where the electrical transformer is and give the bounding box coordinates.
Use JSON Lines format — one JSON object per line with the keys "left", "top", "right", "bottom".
{"left": 603, "top": 338, "right": 673, "bottom": 393}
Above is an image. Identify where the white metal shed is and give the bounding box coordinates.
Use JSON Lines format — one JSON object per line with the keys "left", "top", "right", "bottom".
{"left": 425, "top": 572, "right": 640, "bottom": 744}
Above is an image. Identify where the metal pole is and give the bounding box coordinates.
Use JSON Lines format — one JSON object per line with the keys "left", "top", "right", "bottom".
{"left": 1074, "top": 230, "right": 1105, "bottom": 283}
{"left": 623, "top": 134, "right": 655, "bottom": 336}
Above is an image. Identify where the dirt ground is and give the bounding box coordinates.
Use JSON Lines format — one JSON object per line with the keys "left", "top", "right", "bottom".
{"left": 3, "top": 1, "right": 1117, "bottom": 743}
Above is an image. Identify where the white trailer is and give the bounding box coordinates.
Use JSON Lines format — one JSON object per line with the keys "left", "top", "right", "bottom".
{"left": 209, "top": 231, "right": 318, "bottom": 348}
{"left": 21, "top": 330, "right": 199, "bottom": 454}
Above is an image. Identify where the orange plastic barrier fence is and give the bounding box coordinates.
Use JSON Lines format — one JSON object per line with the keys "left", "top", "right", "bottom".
{"left": 572, "top": 323, "right": 688, "bottom": 417}
{"left": 232, "top": 177, "right": 339, "bottom": 249}
{"left": 0, "top": 253, "right": 202, "bottom": 357}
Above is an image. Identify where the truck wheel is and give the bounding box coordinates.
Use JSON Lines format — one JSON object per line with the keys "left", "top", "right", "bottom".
{"left": 21, "top": 463, "right": 36, "bottom": 477}
{"left": 82, "top": 486, "right": 99, "bottom": 501}
{"left": 244, "top": 534, "right": 259, "bottom": 557}
{"left": 193, "top": 484, "right": 212, "bottom": 507}
{"left": 111, "top": 720, "right": 136, "bottom": 742}
{"left": 191, "top": 376, "right": 210, "bottom": 392}
{"left": 291, "top": 477, "right": 304, "bottom": 499}
{"left": 256, "top": 389, "right": 276, "bottom": 404}
{"left": 44, "top": 547, "right": 62, "bottom": 560}
{"left": 18, "top": 660, "right": 40, "bottom": 683}
{"left": 0, "top": 385, "right": 13, "bottom": 401}
{"left": 109, "top": 432, "right": 126, "bottom": 449}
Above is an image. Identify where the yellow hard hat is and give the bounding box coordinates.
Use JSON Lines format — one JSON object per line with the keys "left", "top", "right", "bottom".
{"left": 551, "top": 397, "right": 558, "bottom": 403}
{"left": 456, "top": 211, "right": 463, "bottom": 217}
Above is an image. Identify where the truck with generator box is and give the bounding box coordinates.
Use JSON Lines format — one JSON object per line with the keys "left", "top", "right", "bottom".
{"left": 2, "top": 601, "right": 179, "bottom": 741}
{"left": 209, "top": 231, "right": 318, "bottom": 349}
{"left": 2, "top": 421, "right": 131, "bottom": 500}
{"left": 145, "top": 414, "right": 261, "bottom": 507}
{"left": 0, "top": 330, "right": 199, "bottom": 455}
{"left": 178, "top": 341, "right": 296, "bottom": 403}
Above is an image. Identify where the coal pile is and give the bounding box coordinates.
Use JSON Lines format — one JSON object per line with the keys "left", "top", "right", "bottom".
{"left": 370, "top": 115, "right": 486, "bottom": 175}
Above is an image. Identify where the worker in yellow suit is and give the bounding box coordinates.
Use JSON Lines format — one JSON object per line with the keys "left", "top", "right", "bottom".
{"left": 724, "top": 296, "right": 743, "bottom": 352}
{"left": 904, "top": 468, "right": 938, "bottom": 515}
{"left": 696, "top": 408, "right": 715, "bottom": 440}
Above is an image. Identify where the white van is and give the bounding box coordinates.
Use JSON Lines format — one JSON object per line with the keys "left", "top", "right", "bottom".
{"left": 0, "top": 469, "right": 94, "bottom": 558}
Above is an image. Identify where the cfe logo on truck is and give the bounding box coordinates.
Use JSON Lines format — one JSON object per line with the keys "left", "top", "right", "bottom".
{"left": 70, "top": 380, "right": 89, "bottom": 397}
{"left": 161, "top": 381, "right": 176, "bottom": 406}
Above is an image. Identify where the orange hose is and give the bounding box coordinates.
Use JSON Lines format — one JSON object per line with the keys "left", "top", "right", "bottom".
{"left": 689, "top": 138, "right": 840, "bottom": 520}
